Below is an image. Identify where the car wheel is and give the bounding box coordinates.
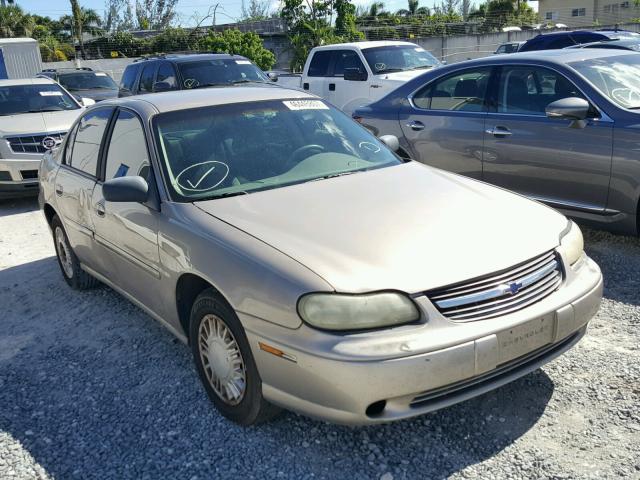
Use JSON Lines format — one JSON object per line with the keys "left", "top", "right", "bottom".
{"left": 190, "top": 288, "right": 281, "bottom": 425}
{"left": 51, "top": 215, "right": 99, "bottom": 290}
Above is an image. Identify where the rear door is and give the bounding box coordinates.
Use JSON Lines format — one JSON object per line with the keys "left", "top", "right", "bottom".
{"left": 398, "top": 66, "right": 493, "bottom": 179}
{"left": 91, "top": 108, "right": 163, "bottom": 314}
{"left": 482, "top": 64, "right": 613, "bottom": 211}
{"left": 302, "top": 50, "right": 332, "bottom": 102}
{"left": 55, "top": 107, "right": 114, "bottom": 266}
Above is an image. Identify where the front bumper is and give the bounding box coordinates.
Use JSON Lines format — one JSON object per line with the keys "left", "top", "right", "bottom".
{"left": 243, "top": 256, "right": 603, "bottom": 425}
{"left": 0, "top": 158, "right": 40, "bottom": 198}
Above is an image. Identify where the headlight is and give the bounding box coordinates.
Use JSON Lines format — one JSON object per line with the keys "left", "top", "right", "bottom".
{"left": 298, "top": 292, "right": 420, "bottom": 331}
{"left": 559, "top": 220, "right": 584, "bottom": 267}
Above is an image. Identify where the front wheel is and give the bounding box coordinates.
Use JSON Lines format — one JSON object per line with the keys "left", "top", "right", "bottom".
{"left": 190, "top": 289, "right": 281, "bottom": 425}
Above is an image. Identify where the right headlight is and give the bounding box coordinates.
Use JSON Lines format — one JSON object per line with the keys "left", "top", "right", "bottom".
{"left": 558, "top": 220, "right": 584, "bottom": 268}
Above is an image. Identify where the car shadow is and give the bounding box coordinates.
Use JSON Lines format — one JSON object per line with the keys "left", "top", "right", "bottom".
{"left": 583, "top": 227, "right": 640, "bottom": 307}
{"left": 0, "top": 256, "right": 555, "bottom": 479}
{"left": 0, "top": 197, "right": 39, "bottom": 218}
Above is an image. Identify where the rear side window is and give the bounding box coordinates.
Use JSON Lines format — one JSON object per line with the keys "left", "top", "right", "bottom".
{"left": 120, "top": 65, "right": 138, "bottom": 93}
{"left": 308, "top": 51, "right": 333, "bottom": 77}
{"left": 69, "top": 108, "right": 113, "bottom": 176}
{"left": 412, "top": 67, "right": 492, "bottom": 112}
{"left": 333, "top": 50, "right": 366, "bottom": 76}
{"left": 104, "top": 110, "right": 150, "bottom": 181}
{"left": 138, "top": 64, "right": 157, "bottom": 94}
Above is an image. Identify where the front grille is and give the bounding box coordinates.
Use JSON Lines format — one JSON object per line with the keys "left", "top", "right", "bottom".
{"left": 428, "top": 251, "right": 562, "bottom": 322}
{"left": 6, "top": 132, "right": 66, "bottom": 154}
{"left": 0, "top": 171, "right": 11, "bottom": 181}
{"left": 20, "top": 170, "right": 38, "bottom": 180}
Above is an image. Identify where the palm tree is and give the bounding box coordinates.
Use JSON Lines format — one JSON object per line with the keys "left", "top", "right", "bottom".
{"left": 65, "top": 3, "right": 103, "bottom": 59}
{"left": 0, "top": 4, "right": 35, "bottom": 37}
{"left": 368, "top": 2, "right": 385, "bottom": 17}
{"left": 397, "top": 0, "right": 419, "bottom": 16}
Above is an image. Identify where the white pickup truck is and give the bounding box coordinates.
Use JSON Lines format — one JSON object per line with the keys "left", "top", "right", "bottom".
{"left": 275, "top": 41, "right": 441, "bottom": 114}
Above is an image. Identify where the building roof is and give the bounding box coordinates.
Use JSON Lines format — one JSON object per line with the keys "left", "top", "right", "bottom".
{"left": 0, "top": 37, "right": 38, "bottom": 45}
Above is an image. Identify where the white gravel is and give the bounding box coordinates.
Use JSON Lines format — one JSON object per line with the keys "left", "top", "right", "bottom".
{"left": 0, "top": 197, "right": 638, "bottom": 480}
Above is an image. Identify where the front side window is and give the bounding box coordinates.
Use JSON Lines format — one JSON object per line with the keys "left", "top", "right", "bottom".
{"left": 69, "top": 108, "right": 113, "bottom": 176}
{"left": 120, "top": 65, "right": 138, "bottom": 92}
{"left": 307, "top": 51, "right": 333, "bottom": 77}
{"left": 139, "top": 64, "right": 156, "bottom": 93}
{"left": 497, "top": 66, "right": 585, "bottom": 115}
{"left": 104, "top": 110, "right": 150, "bottom": 181}
{"left": 362, "top": 45, "right": 440, "bottom": 74}
{"left": 0, "top": 84, "right": 79, "bottom": 116}
{"left": 58, "top": 72, "right": 118, "bottom": 92}
{"left": 412, "top": 67, "right": 491, "bottom": 112}
{"left": 177, "top": 59, "right": 268, "bottom": 89}
{"left": 156, "top": 62, "right": 178, "bottom": 90}
{"left": 153, "top": 99, "right": 403, "bottom": 201}
{"left": 333, "top": 50, "right": 366, "bottom": 76}
{"left": 571, "top": 54, "right": 640, "bottom": 109}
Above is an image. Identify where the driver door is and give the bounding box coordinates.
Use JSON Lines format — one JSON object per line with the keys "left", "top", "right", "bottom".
{"left": 91, "top": 108, "right": 163, "bottom": 315}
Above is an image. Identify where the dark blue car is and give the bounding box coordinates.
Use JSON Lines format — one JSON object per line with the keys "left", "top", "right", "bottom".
{"left": 353, "top": 49, "right": 640, "bottom": 235}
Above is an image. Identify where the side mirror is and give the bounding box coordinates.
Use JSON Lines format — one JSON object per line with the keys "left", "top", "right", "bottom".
{"left": 153, "top": 81, "right": 173, "bottom": 92}
{"left": 81, "top": 97, "right": 96, "bottom": 107}
{"left": 267, "top": 72, "right": 278, "bottom": 82}
{"left": 546, "top": 97, "right": 590, "bottom": 120}
{"left": 379, "top": 134, "right": 400, "bottom": 152}
{"left": 103, "top": 176, "right": 149, "bottom": 203}
{"left": 344, "top": 68, "right": 368, "bottom": 82}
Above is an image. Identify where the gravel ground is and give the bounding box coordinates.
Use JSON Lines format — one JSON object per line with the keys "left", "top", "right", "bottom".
{"left": 0, "top": 197, "right": 638, "bottom": 480}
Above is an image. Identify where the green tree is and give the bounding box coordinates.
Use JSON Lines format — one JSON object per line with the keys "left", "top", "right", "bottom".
{"left": 335, "top": 0, "right": 364, "bottom": 40}
{"left": 0, "top": 4, "right": 35, "bottom": 37}
{"left": 135, "top": 0, "right": 178, "bottom": 29}
{"left": 200, "top": 29, "right": 276, "bottom": 70}
{"left": 240, "top": 0, "right": 272, "bottom": 22}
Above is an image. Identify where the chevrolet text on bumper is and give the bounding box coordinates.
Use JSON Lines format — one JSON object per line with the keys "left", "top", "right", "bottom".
{"left": 39, "top": 87, "right": 603, "bottom": 426}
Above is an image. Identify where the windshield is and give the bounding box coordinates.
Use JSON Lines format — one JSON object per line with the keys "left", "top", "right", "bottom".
{"left": 178, "top": 59, "right": 269, "bottom": 89}
{"left": 153, "top": 99, "right": 403, "bottom": 201}
{"left": 362, "top": 45, "right": 440, "bottom": 74}
{"left": 0, "top": 84, "right": 79, "bottom": 115}
{"left": 570, "top": 54, "right": 640, "bottom": 109}
{"left": 58, "top": 72, "right": 118, "bottom": 91}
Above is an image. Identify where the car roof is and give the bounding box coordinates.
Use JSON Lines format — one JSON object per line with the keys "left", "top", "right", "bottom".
{"left": 0, "top": 77, "right": 58, "bottom": 87}
{"left": 132, "top": 53, "right": 248, "bottom": 64}
{"left": 459, "top": 47, "right": 637, "bottom": 66}
{"left": 313, "top": 41, "right": 419, "bottom": 51}
{"left": 530, "top": 30, "right": 607, "bottom": 38}
{"left": 97, "top": 85, "right": 317, "bottom": 114}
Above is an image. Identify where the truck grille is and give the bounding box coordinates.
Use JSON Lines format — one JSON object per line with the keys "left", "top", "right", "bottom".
{"left": 6, "top": 132, "right": 66, "bottom": 154}
{"left": 427, "top": 251, "right": 562, "bottom": 322}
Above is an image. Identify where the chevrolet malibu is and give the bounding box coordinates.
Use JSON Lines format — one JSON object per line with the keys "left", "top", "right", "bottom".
{"left": 39, "top": 87, "right": 602, "bottom": 425}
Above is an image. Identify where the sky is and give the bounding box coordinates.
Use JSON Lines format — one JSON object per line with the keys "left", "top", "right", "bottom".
{"left": 13, "top": 0, "right": 538, "bottom": 26}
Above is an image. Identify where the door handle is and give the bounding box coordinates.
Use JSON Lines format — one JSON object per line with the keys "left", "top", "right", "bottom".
{"left": 95, "top": 202, "right": 105, "bottom": 217}
{"left": 55, "top": 184, "right": 63, "bottom": 196}
{"left": 329, "top": 83, "right": 335, "bottom": 91}
{"left": 406, "top": 120, "right": 425, "bottom": 131}
{"left": 486, "top": 126, "right": 512, "bottom": 137}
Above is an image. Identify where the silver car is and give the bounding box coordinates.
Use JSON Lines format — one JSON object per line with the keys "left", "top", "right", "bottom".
{"left": 39, "top": 86, "right": 602, "bottom": 425}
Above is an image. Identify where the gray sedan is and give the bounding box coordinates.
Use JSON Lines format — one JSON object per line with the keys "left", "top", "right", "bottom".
{"left": 354, "top": 49, "right": 640, "bottom": 236}
{"left": 39, "top": 86, "right": 601, "bottom": 425}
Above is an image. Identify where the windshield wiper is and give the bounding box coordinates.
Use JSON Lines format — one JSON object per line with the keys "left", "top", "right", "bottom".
{"left": 410, "top": 65, "right": 436, "bottom": 70}
{"left": 206, "top": 191, "right": 249, "bottom": 200}
{"left": 374, "top": 68, "right": 404, "bottom": 74}
{"left": 230, "top": 79, "right": 267, "bottom": 84}
{"left": 308, "top": 171, "right": 360, "bottom": 183}
{"left": 27, "top": 108, "right": 64, "bottom": 113}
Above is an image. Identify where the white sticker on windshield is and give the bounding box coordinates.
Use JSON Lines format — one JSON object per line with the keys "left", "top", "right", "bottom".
{"left": 39, "top": 91, "right": 63, "bottom": 96}
{"left": 414, "top": 47, "right": 425, "bottom": 52}
{"left": 283, "top": 100, "right": 329, "bottom": 110}
{"left": 94, "top": 72, "right": 107, "bottom": 76}
{"left": 235, "top": 60, "right": 251, "bottom": 65}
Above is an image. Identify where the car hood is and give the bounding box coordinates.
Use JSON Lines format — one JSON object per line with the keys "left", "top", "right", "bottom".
{"left": 194, "top": 162, "right": 567, "bottom": 294}
{"left": 0, "top": 109, "right": 82, "bottom": 136}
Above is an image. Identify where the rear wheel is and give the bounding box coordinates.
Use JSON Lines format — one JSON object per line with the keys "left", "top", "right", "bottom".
{"left": 190, "top": 289, "right": 280, "bottom": 425}
{"left": 51, "top": 215, "right": 99, "bottom": 290}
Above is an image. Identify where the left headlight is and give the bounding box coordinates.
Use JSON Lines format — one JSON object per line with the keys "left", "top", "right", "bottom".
{"left": 558, "top": 220, "right": 584, "bottom": 267}
{"left": 298, "top": 292, "right": 420, "bottom": 331}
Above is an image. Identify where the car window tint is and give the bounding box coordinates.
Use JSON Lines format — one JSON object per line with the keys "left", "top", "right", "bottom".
{"left": 156, "top": 62, "right": 178, "bottom": 90}
{"left": 104, "top": 110, "right": 150, "bottom": 181}
{"left": 308, "top": 51, "right": 333, "bottom": 77}
{"left": 497, "top": 66, "right": 586, "bottom": 115}
{"left": 120, "top": 65, "right": 138, "bottom": 92}
{"left": 413, "top": 67, "right": 491, "bottom": 112}
{"left": 547, "top": 37, "right": 575, "bottom": 49}
{"left": 333, "top": 50, "right": 365, "bottom": 76}
{"left": 64, "top": 124, "right": 78, "bottom": 165}
{"left": 70, "top": 108, "right": 113, "bottom": 176}
{"left": 139, "top": 64, "right": 156, "bottom": 93}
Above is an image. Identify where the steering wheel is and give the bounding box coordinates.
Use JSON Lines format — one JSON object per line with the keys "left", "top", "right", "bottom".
{"left": 286, "top": 144, "right": 325, "bottom": 170}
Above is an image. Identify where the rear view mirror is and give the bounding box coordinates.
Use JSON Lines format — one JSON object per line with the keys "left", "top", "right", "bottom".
{"left": 267, "top": 72, "right": 278, "bottom": 82}
{"left": 546, "top": 97, "right": 590, "bottom": 120}
{"left": 344, "top": 68, "right": 368, "bottom": 82}
{"left": 81, "top": 97, "right": 95, "bottom": 107}
{"left": 103, "top": 176, "right": 149, "bottom": 203}
{"left": 379, "top": 134, "right": 400, "bottom": 152}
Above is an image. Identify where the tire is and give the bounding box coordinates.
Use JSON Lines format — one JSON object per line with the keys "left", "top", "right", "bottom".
{"left": 51, "top": 215, "right": 99, "bottom": 290}
{"left": 190, "top": 288, "right": 281, "bottom": 425}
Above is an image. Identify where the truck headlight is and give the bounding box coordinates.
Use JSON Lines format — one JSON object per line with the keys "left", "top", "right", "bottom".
{"left": 298, "top": 292, "right": 420, "bottom": 331}
{"left": 559, "top": 220, "right": 584, "bottom": 267}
